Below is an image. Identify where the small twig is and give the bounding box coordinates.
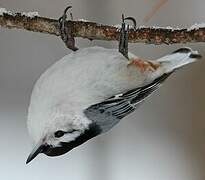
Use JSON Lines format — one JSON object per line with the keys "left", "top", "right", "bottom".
{"left": 0, "top": 8, "right": 205, "bottom": 50}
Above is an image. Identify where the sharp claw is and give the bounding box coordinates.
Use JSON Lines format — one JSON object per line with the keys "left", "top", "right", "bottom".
{"left": 63, "top": 6, "right": 72, "bottom": 15}
{"left": 124, "top": 17, "right": 137, "bottom": 30}
{"left": 118, "top": 15, "right": 137, "bottom": 59}
{"left": 124, "top": 24, "right": 129, "bottom": 58}
{"left": 62, "top": 6, "right": 73, "bottom": 20}
{"left": 58, "top": 6, "right": 78, "bottom": 51}
{"left": 119, "top": 14, "right": 130, "bottom": 60}
{"left": 122, "top": 14, "right": 125, "bottom": 23}
{"left": 70, "top": 12, "right": 73, "bottom": 21}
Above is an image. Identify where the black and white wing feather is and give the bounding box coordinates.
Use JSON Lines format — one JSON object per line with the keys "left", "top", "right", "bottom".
{"left": 84, "top": 73, "right": 171, "bottom": 133}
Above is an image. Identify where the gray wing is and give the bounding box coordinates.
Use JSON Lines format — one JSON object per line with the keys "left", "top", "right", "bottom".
{"left": 84, "top": 73, "right": 171, "bottom": 133}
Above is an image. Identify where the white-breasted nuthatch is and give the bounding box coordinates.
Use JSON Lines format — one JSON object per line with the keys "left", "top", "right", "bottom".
{"left": 26, "top": 12, "right": 201, "bottom": 164}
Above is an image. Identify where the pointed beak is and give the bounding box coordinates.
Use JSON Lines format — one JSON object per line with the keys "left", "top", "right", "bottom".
{"left": 26, "top": 142, "right": 48, "bottom": 164}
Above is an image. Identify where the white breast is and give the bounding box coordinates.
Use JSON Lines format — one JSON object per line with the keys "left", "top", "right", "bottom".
{"left": 27, "top": 46, "right": 150, "bottom": 141}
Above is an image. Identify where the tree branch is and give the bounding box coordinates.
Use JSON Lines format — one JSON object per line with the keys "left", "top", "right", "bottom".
{"left": 0, "top": 8, "right": 205, "bottom": 46}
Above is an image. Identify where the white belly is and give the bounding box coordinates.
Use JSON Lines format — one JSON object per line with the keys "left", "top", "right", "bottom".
{"left": 27, "top": 47, "right": 149, "bottom": 141}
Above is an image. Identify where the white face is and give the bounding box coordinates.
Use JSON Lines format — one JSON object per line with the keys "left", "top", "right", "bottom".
{"left": 26, "top": 113, "right": 94, "bottom": 163}
{"left": 44, "top": 120, "right": 84, "bottom": 147}
{"left": 40, "top": 112, "right": 92, "bottom": 146}
{"left": 27, "top": 101, "right": 92, "bottom": 142}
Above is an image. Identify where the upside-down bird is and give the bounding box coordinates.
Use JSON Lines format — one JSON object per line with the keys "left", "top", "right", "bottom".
{"left": 26, "top": 13, "right": 201, "bottom": 164}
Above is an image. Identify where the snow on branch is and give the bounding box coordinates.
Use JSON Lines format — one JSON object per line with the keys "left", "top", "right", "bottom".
{"left": 0, "top": 7, "right": 205, "bottom": 48}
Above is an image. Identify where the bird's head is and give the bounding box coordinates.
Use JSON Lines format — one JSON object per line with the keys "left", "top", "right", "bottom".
{"left": 26, "top": 114, "right": 101, "bottom": 164}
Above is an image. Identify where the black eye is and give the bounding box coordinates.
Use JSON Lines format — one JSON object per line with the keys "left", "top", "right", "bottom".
{"left": 54, "top": 130, "right": 65, "bottom": 138}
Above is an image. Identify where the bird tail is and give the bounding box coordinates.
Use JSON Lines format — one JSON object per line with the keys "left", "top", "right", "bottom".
{"left": 156, "top": 47, "right": 202, "bottom": 73}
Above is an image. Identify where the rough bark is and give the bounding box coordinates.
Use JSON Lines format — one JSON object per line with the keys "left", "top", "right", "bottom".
{"left": 0, "top": 11, "right": 205, "bottom": 46}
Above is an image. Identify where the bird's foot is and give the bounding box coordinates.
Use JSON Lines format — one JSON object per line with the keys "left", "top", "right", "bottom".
{"left": 118, "top": 14, "right": 136, "bottom": 60}
{"left": 58, "top": 6, "right": 78, "bottom": 51}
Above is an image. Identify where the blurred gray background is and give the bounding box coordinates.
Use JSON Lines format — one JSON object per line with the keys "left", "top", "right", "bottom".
{"left": 0, "top": 0, "right": 205, "bottom": 180}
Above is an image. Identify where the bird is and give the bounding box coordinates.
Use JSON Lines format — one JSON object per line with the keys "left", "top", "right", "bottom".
{"left": 26, "top": 13, "right": 202, "bottom": 164}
